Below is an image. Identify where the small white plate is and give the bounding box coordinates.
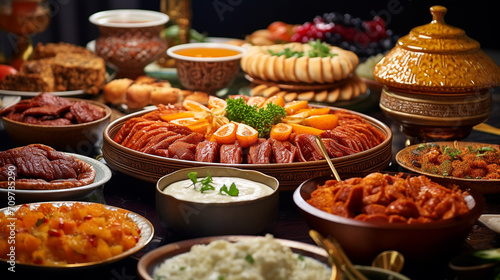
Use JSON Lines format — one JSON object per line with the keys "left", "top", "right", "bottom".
{"left": 0, "top": 95, "right": 21, "bottom": 109}
{"left": 478, "top": 214, "right": 500, "bottom": 233}
{"left": 0, "top": 153, "right": 112, "bottom": 202}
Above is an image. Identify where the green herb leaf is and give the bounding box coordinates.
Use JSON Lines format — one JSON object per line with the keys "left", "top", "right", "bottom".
{"left": 219, "top": 182, "right": 239, "bottom": 196}
{"left": 225, "top": 98, "right": 286, "bottom": 138}
{"left": 245, "top": 253, "right": 255, "bottom": 264}
{"left": 187, "top": 172, "right": 198, "bottom": 185}
{"left": 199, "top": 171, "right": 215, "bottom": 193}
{"left": 307, "top": 39, "right": 338, "bottom": 58}
{"left": 298, "top": 254, "right": 305, "bottom": 261}
{"left": 35, "top": 218, "right": 45, "bottom": 227}
{"left": 268, "top": 48, "right": 304, "bottom": 58}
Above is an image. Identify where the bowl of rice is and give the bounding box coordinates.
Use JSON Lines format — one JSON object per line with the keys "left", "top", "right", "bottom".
{"left": 137, "top": 234, "right": 411, "bottom": 280}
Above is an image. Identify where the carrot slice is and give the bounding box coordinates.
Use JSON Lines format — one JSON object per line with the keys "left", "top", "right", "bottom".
{"left": 270, "top": 123, "right": 292, "bottom": 141}
{"left": 236, "top": 123, "right": 259, "bottom": 148}
{"left": 207, "top": 95, "right": 227, "bottom": 109}
{"left": 213, "top": 122, "right": 237, "bottom": 144}
{"left": 289, "top": 123, "right": 325, "bottom": 135}
{"left": 160, "top": 112, "right": 195, "bottom": 122}
{"left": 296, "top": 107, "right": 331, "bottom": 116}
{"left": 170, "top": 117, "right": 198, "bottom": 126}
{"left": 170, "top": 117, "right": 209, "bottom": 134}
{"left": 261, "top": 95, "right": 285, "bottom": 108}
{"left": 284, "top": 100, "right": 308, "bottom": 115}
{"left": 182, "top": 99, "right": 210, "bottom": 112}
{"left": 304, "top": 114, "right": 339, "bottom": 130}
{"left": 187, "top": 119, "right": 210, "bottom": 134}
{"left": 247, "top": 96, "right": 267, "bottom": 107}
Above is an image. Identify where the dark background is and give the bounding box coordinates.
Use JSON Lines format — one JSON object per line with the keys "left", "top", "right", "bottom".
{"left": 0, "top": 0, "right": 499, "bottom": 59}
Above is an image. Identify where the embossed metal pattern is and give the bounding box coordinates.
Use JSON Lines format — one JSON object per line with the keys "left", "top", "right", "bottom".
{"left": 373, "top": 5, "right": 500, "bottom": 93}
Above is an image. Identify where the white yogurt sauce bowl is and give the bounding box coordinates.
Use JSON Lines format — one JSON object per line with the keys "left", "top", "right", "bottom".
{"left": 155, "top": 166, "right": 279, "bottom": 237}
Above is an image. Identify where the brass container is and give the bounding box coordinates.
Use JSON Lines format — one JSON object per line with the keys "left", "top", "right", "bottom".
{"left": 374, "top": 5, "right": 500, "bottom": 142}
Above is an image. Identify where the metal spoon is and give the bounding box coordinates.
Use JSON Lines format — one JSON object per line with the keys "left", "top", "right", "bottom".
{"left": 309, "top": 229, "right": 369, "bottom": 280}
{"left": 315, "top": 135, "right": 341, "bottom": 181}
{"left": 372, "top": 250, "right": 405, "bottom": 273}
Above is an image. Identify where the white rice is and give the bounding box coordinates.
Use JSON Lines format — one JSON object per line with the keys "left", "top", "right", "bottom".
{"left": 154, "top": 234, "right": 331, "bottom": 280}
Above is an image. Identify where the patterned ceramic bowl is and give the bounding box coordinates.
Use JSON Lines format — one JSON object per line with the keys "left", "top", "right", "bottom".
{"left": 89, "top": 9, "right": 169, "bottom": 79}
{"left": 167, "top": 42, "right": 246, "bottom": 93}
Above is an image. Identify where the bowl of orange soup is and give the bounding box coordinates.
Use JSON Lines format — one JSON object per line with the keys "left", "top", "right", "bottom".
{"left": 167, "top": 42, "right": 246, "bottom": 93}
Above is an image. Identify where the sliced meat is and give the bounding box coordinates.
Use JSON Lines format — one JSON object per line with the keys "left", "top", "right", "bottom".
{"left": 220, "top": 141, "right": 243, "bottom": 164}
{"left": 162, "top": 133, "right": 204, "bottom": 160}
{"left": 22, "top": 105, "right": 71, "bottom": 117}
{"left": 291, "top": 134, "right": 325, "bottom": 162}
{"left": 143, "top": 133, "right": 184, "bottom": 155}
{"left": 247, "top": 138, "right": 272, "bottom": 164}
{"left": 269, "top": 138, "right": 298, "bottom": 163}
{"left": 195, "top": 141, "right": 220, "bottom": 162}
{"left": 69, "top": 101, "right": 106, "bottom": 124}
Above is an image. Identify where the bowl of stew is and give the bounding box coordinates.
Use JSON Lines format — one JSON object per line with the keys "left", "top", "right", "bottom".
{"left": 166, "top": 42, "right": 246, "bottom": 93}
{"left": 293, "top": 172, "right": 485, "bottom": 265}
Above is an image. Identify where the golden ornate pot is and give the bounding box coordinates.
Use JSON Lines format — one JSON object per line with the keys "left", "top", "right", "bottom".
{"left": 374, "top": 5, "right": 500, "bottom": 142}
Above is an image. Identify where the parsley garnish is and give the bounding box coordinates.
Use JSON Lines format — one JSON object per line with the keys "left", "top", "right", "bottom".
{"left": 35, "top": 218, "right": 45, "bottom": 227}
{"left": 219, "top": 182, "right": 239, "bottom": 196}
{"left": 226, "top": 98, "right": 286, "bottom": 138}
{"left": 267, "top": 40, "right": 338, "bottom": 58}
{"left": 245, "top": 254, "right": 255, "bottom": 264}
{"left": 443, "top": 146, "right": 461, "bottom": 161}
{"left": 187, "top": 172, "right": 239, "bottom": 195}
{"left": 268, "top": 47, "right": 304, "bottom": 58}
{"left": 187, "top": 171, "right": 215, "bottom": 193}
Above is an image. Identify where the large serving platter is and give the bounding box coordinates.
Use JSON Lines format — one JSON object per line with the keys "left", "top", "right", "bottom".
{"left": 0, "top": 153, "right": 112, "bottom": 202}
{"left": 0, "top": 201, "right": 154, "bottom": 269}
{"left": 396, "top": 141, "right": 500, "bottom": 195}
{"left": 102, "top": 105, "right": 392, "bottom": 191}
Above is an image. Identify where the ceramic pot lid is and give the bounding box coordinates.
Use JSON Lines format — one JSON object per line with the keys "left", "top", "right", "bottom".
{"left": 373, "top": 5, "right": 500, "bottom": 94}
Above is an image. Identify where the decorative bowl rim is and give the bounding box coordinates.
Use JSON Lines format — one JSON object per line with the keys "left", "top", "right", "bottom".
{"left": 167, "top": 42, "right": 247, "bottom": 62}
{"left": 89, "top": 9, "right": 169, "bottom": 28}
{"left": 0, "top": 98, "right": 112, "bottom": 129}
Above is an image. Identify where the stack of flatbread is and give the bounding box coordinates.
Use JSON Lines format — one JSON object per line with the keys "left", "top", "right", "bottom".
{"left": 241, "top": 42, "right": 366, "bottom": 103}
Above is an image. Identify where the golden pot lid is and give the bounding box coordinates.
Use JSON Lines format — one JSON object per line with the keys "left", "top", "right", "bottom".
{"left": 373, "top": 5, "right": 500, "bottom": 93}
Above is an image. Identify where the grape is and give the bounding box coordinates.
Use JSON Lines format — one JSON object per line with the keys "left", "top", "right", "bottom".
{"left": 289, "top": 11, "right": 399, "bottom": 59}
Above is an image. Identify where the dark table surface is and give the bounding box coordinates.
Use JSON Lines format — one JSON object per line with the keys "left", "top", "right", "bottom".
{"left": 1, "top": 77, "right": 500, "bottom": 280}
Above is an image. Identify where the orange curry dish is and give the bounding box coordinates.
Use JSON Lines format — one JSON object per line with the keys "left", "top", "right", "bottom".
{"left": 307, "top": 172, "right": 471, "bottom": 224}
{"left": 0, "top": 203, "right": 141, "bottom": 265}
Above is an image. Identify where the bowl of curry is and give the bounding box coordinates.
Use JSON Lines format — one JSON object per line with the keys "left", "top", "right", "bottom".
{"left": 293, "top": 172, "right": 484, "bottom": 264}
{"left": 396, "top": 141, "right": 500, "bottom": 195}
